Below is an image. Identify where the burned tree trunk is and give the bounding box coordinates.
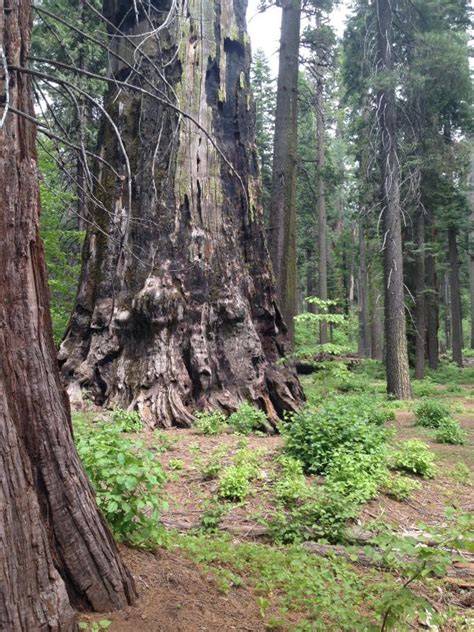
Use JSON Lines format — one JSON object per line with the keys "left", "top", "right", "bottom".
{"left": 375, "top": 0, "right": 412, "bottom": 398}
{"left": 0, "top": 1, "right": 136, "bottom": 629}
{"left": 59, "top": 0, "right": 303, "bottom": 429}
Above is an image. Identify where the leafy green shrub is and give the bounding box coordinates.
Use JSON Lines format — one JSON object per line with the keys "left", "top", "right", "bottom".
{"left": 411, "top": 378, "right": 437, "bottom": 398}
{"left": 325, "top": 448, "right": 388, "bottom": 504}
{"left": 414, "top": 400, "right": 450, "bottom": 428}
{"left": 227, "top": 402, "right": 268, "bottom": 435}
{"left": 111, "top": 408, "right": 142, "bottom": 432}
{"left": 382, "top": 474, "right": 421, "bottom": 501}
{"left": 194, "top": 410, "right": 227, "bottom": 435}
{"left": 434, "top": 418, "right": 466, "bottom": 445}
{"left": 74, "top": 418, "right": 166, "bottom": 546}
{"left": 282, "top": 399, "right": 388, "bottom": 474}
{"left": 268, "top": 489, "right": 357, "bottom": 544}
{"left": 218, "top": 465, "right": 252, "bottom": 502}
{"left": 390, "top": 440, "right": 436, "bottom": 478}
{"left": 168, "top": 458, "right": 185, "bottom": 470}
{"left": 354, "top": 359, "right": 386, "bottom": 381}
{"left": 273, "top": 456, "right": 310, "bottom": 507}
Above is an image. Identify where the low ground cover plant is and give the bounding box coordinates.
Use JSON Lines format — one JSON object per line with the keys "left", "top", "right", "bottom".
{"left": 227, "top": 402, "right": 268, "bottom": 434}
{"left": 414, "top": 400, "right": 451, "bottom": 428}
{"left": 390, "top": 440, "right": 436, "bottom": 478}
{"left": 281, "top": 397, "right": 389, "bottom": 475}
{"left": 111, "top": 407, "right": 142, "bottom": 432}
{"left": 194, "top": 410, "right": 227, "bottom": 435}
{"left": 434, "top": 418, "right": 466, "bottom": 445}
{"left": 73, "top": 415, "right": 166, "bottom": 546}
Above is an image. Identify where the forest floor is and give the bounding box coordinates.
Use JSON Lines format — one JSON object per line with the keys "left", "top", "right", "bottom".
{"left": 78, "top": 362, "right": 474, "bottom": 632}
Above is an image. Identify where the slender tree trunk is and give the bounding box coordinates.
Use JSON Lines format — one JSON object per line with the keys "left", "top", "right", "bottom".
{"left": 425, "top": 207, "right": 439, "bottom": 369}
{"left": 315, "top": 49, "right": 327, "bottom": 345}
{"left": 269, "top": 0, "right": 301, "bottom": 345}
{"left": 0, "top": 1, "right": 136, "bottom": 629}
{"left": 414, "top": 209, "right": 426, "bottom": 378}
{"left": 358, "top": 218, "right": 371, "bottom": 357}
{"left": 60, "top": 0, "right": 303, "bottom": 429}
{"left": 469, "top": 147, "right": 474, "bottom": 349}
{"left": 448, "top": 227, "right": 463, "bottom": 366}
{"left": 376, "top": 0, "right": 411, "bottom": 398}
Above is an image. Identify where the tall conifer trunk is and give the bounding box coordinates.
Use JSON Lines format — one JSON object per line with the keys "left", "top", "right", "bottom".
{"left": 448, "top": 227, "right": 463, "bottom": 367}
{"left": 60, "top": 0, "right": 303, "bottom": 428}
{"left": 0, "top": 0, "right": 136, "bottom": 628}
{"left": 414, "top": 209, "right": 426, "bottom": 378}
{"left": 375, "top": 0, "right": 411, "bottom": 398}
{"left": 268, "top": 0, "right": 301, "bottom": 345}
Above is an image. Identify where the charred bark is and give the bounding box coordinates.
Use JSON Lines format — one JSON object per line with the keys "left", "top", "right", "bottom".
{"left": 0, "top": 1, "right": 136, "bottom": 629}
{"left": 59, "top": 0, "right": 303, "bottom": 429}
{"left": 376, "top": 0, "right": 411, "bottom": 398}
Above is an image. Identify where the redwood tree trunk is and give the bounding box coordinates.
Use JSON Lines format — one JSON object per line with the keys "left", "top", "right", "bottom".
{"left": 59, "top": 0, "right": 303, "bottom": 429}
{"left": 376, "top": 0, "right": 411, "bottom": 398}
{"left": 268, "top": 0, "right": 301, "bottom": 345}
{"left": 448, "top": 226, "right": 463, "bottom": 367}
{"left": 0, "top": 1, "right": 136, "bottom": 629}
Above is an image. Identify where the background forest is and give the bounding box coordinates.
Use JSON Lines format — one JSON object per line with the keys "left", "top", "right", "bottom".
{"left": 1, "top": 0, "right": 473, "bottom": 631}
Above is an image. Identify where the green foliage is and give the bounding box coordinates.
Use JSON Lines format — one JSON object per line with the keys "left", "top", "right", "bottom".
{"left": 390, "top": 440, "right": 436, "bottom": 478}
{"left": 382, "top": 474, "right": 421, "bottom": 501}
{"left": 449, "top": 462, "right": 472, "bottom": 484}
{"left": 79, "top": 621, "right": 111, "bottom": 631}
{"left": 227, "top": 402, "right": 267, "bottom": 435}
{"left": 324, "top": 448, "right": 388, "bottom": 504}
{"left": 273, "top": 456, "right": 310, "bottom": 507}
{"left": 200, "top": 501, "right": 227, "bottom": 533}
{"left": 218, "top": 465, "right": 252, "bottom": 502}
{"left": 434, "top": 418, "right": 466, "bottom": 445}
{"left": 73, "top": 416, "right": 166, "bottom": 546}
{"left": 414, "top": 399, "right": 451, "bottom": 428}
{"left": 110, "top": 408, "right": 142, "bottom": 432}
{"left": 168, "top": 458, "right": 185, "bottom": 471}
{"left": 217, "top": 446, "right": 260, "bottom": 502}
{"left": 177, "top": 532, "right": 394, "bottom": 630}
{"left": 38, "top": 141, "right": 83, "bottom": 344}
{"left": 282, "top": 398, "right": 388, "bottom": 475}
{"left": 194, "top": 410, "right": 227, "bottom": 435}
{"left": 268, "top": 489, "right": 357, "bottom": 545}
{"left": 412, "top": 378, "right": 438, "bottom": 398}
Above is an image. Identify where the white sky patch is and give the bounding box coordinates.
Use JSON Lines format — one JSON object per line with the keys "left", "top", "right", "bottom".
{"left": 246, "top": 0, "right": 349, "bottom": 76}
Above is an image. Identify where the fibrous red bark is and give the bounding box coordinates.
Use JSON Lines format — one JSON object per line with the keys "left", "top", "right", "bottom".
{"left": 59, "top": 0, "right": 303, "bottom": 429}
{"left": 0, "top": 1, "right": 136, "bottom": 629}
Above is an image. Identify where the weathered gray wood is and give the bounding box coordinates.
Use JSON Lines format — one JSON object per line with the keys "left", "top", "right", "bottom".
{"left": 59, "top": 0, "right": 303, "bottom": 428}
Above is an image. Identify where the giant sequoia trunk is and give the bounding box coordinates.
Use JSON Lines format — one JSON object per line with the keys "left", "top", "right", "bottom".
{"left": 268, "top": 0, "right": 301, "bottom": 345}
{"left": 0, "top": 1, "right": 136, "bottom": 629}
{"left": 376, "top": 0, "right": 411, "bottom": 398}
{"left": 59, "top": 0, "right": 303, "bottom": 428}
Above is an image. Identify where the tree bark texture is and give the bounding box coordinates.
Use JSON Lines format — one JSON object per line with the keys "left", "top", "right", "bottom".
{"left": 59, "top": 0, "right": 303, "bottom": 429}
{"left": 376, "top": 0, "right": 412, "bottom": 398}
{"left": 0, "top": 1, "right": 136, "bottom": 629}
{"left": 268, "top": 0, "right": 301, "bottom": 345}
{"left": 448, "top": 227, "right": 463, "bottom": 366}
{"left": 414, "top": 209, "right": 426, "bottom": 379}
{"left": 358, "top": 218, "right": 371, "bottom": 358}
{"left": 425, "top": 207, "right": 439, "bottom": 369}
{"left": 315, "top": 57, "right": 328, "bottom": 345}
{"left": 468, "top": 147, "right": 474, "bottom": 349}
